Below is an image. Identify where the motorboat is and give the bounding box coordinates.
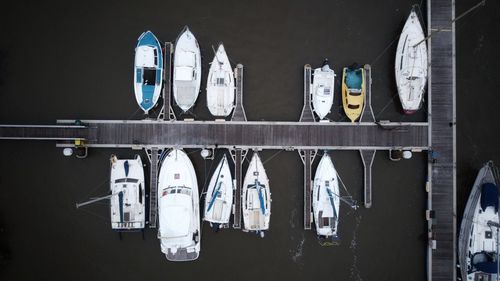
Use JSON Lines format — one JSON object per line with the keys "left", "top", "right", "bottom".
{"left": 158, "top": 149, "right": 200, "bottom": 261}
{"left": 173, "top": 26, "right": 201, "bottom": 112}
{"left": 312, "top": 59, "right": 335, "bottom": 120}
{"left": 341, "top": 66, "right": 365, "bottom": 122}
{"left": 134, "top": 31, "right": 163, "bottom": 114}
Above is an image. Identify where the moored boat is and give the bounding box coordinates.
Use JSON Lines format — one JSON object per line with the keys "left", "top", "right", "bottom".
{"left": 311, "top": 59, "right": 335, "bottom": 120}
{"left": 395, "top": 8, "right": 428, "bottom": 114}
{"left": 206, "top": 43, "right": 235, "bottom": 117}
{"left": 158, "top": 149, "right": 200, "bottom": 261}
{"left": 459, "top": 161, "right": 500, "bottom": 280}
{"left": 203, "top": 154, "right": 234, "bottom": 229}
{"left": 341, "top": 66, "right": 365, "bottom": 122}
{"left": 312, "top": 153, "right": 340, "bottom": 245}
{"left": 134, "top": 31, "right": 163, "bottom": 114}
{"left": 173, "top": 26, "right": 201, "bottom": 112}
{"left": 242, "top": 152, "right": 271, "bottom": 237}
{"left": 110, "top": 155, "right": 146, "bottom": 231}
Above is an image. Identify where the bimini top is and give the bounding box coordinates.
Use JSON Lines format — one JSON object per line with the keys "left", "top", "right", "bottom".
{"left": 481, "top": 183, "right": 498, "bottom": 212}
{"left": 345, "top": 68, "right": 363, "bottom": 89}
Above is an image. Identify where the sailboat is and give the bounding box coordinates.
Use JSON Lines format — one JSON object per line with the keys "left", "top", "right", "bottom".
{"left": 203, "top": 154, "right": 234, "bottom": 229}
{"left": 133, "top": 31, "right": 164, "bottom": 114}
{"left": 206, "top": 43, "right": 235, "bottom": 117}
{"left": 311, "top": 59, "right": 335, "bottom": 120}
{"left": 110, "top": 155, "right": 146, "bottom": 231}
{"left": 459, "top": 161, "right": 500, "bottom": 280}
{"left": 173, "top": 26, "right": 201, "bottom": 112}
{"left": 158, "top": 149, "right": 200, "bottom": 261}
{"left": 242, "top": 152, "right": 271, "bottom": 237}
{"left": 341, "top": 66, "right": 365, "bottom": 122}
{"left": 312, "top": 153, "right": 340, "bottom": 245}
{"left": 395, "top": 8, "right": 428, "bottom": 114}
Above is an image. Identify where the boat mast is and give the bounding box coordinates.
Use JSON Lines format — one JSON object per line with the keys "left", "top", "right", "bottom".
{"left": 75, "top": 191, "right": 123, "bottom": 209}
{"left": 412, "top": 0, "right": 486, "bottom": 47}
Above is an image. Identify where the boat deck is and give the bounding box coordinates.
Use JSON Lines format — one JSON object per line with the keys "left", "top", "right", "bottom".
{"left": 427, "top": 0, "right": 456, "bottom": 280}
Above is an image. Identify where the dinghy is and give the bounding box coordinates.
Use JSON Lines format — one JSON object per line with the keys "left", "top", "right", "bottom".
{"left": 459, "top": 162, "right": 500, "bottom": 281}
{"left": 342, "top": 66, "right": 365, "bottom": 122}
{"left": 158, "top": 149, "right": 200, "bottom": 261}
{"left": 110, "top": 155, "right": 145, "bottom": 231}
{"left": 242, "top": 152, "right": 271, "bottom": 237}
{"left": 203, "top": 154, "right": 234, "bottom": 229}
{"left": 134, "top": 31, "right": 163, "bottom": 114}
{"left": 312, "top": 153, "right": 340, "bottom": 245}
{"left": 395, "top": 8, "right": 428, "bottom": 114}
{"left": 206, "top": 43, "right": 235, "bottom": 117}
{"left": 311, "top": 59, "right": 335, "bottom": 120}
{"left": 173, "top": 26, "right": 201, "bottom": 112}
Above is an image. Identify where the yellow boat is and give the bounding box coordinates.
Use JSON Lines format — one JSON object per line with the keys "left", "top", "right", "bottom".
{"left": 342, "top": 67, "right": 365, "bottom": 122}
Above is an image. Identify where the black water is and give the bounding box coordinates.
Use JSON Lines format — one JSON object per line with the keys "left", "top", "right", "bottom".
{"left": 0, "top": 0, "right": 497, "bottom": 280}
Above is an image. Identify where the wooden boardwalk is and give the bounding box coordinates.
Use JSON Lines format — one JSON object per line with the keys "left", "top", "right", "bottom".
{"left": 231, "top": 64, "right": 247, "bottom": 122}
{"left": 299, "top": 65, "right": 315, "bottom": 122}
{"left": 148, "top": 148, "right": 159, "bottom": 228}
{"left": 230, "top": 149, "right": 245, "bottom": 229}
{"left": 427, "top": 0, "right": 456, "bottom": 280}
{"left": 0, "top": 124, "right": 92, "bottom": 141}
{"left": 359, "top": 64, "right": 375, "bottom": 123}
{"left": 360, "top": 150, "right": 376, "bottom": 208}
{"left": 160, "top": 42, "right": 175, "bottom": 121}
{"left": 51, "top": 120, "right": 428, "bottom": 150}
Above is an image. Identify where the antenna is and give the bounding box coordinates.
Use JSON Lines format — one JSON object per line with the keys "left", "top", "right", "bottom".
{"left": 413, "top": 0, "right": 486, "bottom": 47}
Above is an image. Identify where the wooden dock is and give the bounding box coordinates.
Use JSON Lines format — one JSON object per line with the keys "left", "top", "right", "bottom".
{"left": 231, "top": 64, "right": 247, "bottom": 122}
{"left": 299, "top": 65, "right": 315, "bottom": 122}
{"left": 159, "top": 42, "right": 175, "bottom": 121}
{"left": 147, "top": 147, "right": 160, "bottom": 228}
{"left": 0, "top": 124, "right": 91, "bottom": 141}
{"left": 427, "top": 0, "right": 456, "bottom": 280}
{"left": 230, "top": 148, "right": 245, "bottom": 229}
{"left": 360, "top": 150, "right": 376, "bottom": 208}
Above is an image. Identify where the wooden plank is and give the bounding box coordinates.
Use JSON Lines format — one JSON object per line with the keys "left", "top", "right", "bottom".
{"left": 299, "top": 65, "right": 315, "bottom": 122}
{"left": 360, "top": 150, "right": 376, "bottom": 208}
{"left": 149, "top": 147, "right": 159, "bottom": 228}
{"left": 162, "top": 42, "right": 175, "bottom": 121}
{"left": 360, "top": 64, "right": 375, "bottom": 122}
{"left": 303, "top": 150, "right": 313, "bottom": 230}
{"left": 232, "top": 149, "right": 243, "bottom": 229}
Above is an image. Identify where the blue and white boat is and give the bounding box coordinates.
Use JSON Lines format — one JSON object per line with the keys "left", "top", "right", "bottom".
{"left": 134, "top": 31, "right": 164, "bottom": 114}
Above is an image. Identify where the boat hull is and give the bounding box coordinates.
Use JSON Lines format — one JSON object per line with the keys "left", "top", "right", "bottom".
{"left": 173, "top": 27, "right": 202, "bottom": 112}
{"left": 242, "top": 152, "right": 271, "bottom": 233}
{"left": 158, "top": 149, "right": 200, "bottom": 261}
{"left": 204, "top": 154, "right": 234, "bottom": 225}
{"left": 133, "top": 31, "right": 163, "bottom": 114}
{"left": 206, "top": 44, "right": 235, "bottom": 117}
{"left": 110, "top": 155, "right": 145, "bottom": 230}
{"left": 395, "top": 10, "right": 428, "bottom": 113}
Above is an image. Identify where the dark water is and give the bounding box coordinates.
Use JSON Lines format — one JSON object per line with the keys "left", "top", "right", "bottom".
{"left": 0, "top": 0, "right": 495, "bottom": 280}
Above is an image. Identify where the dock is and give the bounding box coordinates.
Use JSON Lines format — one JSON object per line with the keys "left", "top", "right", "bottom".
{"left": 426, "top": 0, "right": 456, "bottom": 280}
{"left": 0, "top": 1, "right": 456, "bottom": 277}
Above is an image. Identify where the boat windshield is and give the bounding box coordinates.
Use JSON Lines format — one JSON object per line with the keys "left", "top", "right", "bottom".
{"left": 162, "top": 186, "right": 192, "bottom": 197}
{"left": 115, "top": 178, "right": 139, "bottom": 183}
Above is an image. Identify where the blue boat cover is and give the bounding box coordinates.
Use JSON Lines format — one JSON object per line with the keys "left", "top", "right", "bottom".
{"left": 481, "top": 183, "right": 499, "bottom": 212}
{"left": 118, "top": 191, "right": 124, "bottom": 223}
{"left": 207, "top": 183, "right": 222, "bottom": 212}
{"left": 257, "top": 182, "right": 266, "bottom": 215}
{"left": 346, "top": 69, "right": 362, "bottom": 89}
{"left": 474, "top": 261, "right": 498, "bottom": 274}
{"left": 326, "top": 188, "right": 337, "bottom": 219}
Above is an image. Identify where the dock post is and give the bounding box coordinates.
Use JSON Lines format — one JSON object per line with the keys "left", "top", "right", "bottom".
{"left": 360, "top": 150, "right": 376, "bottom": 208}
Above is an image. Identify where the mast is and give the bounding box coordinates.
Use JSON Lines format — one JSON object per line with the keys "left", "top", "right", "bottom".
{"left": 75, "top": 191, "right": 123, "bottom": 209}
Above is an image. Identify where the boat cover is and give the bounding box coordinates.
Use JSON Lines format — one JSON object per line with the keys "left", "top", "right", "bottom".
{"left": 346, "top": 69, "right": 362, "bottom": 89}
{"left": 474, "top": 261, "right": 498, "bottom": 274}
{"left": 481, "top": 183, "right": 499, "bottom": 212}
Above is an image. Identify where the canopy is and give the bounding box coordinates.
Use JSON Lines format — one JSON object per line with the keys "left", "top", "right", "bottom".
{"left": 481, "top": 183, "right": 499, "bottom": 212}
{"left": 474, "top": 261, "right": 498, "bottom": 274}
{"left": 346, "top": 69, "right": 362, "bottom": 89}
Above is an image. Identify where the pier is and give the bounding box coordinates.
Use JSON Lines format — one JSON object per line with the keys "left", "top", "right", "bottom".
{"left": 0, "top": 1, "right": 456, "bottom": 279}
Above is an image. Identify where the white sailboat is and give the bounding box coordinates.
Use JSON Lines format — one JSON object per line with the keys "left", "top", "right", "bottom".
{"left": 206, "top": 43, "right": 235, "bottom": 117}
{"left": 459, "top": 162, "right": 500, "bottom": 280}
{"left": 109, "top": 155, "right": 146, "bottom": 231}
{"left": 173, "top": 26, "right": 201, "bottom": 112}
{"left": 158, "top": 149, "right": 200, "bottom": 261}
{"left": 242, "top": 152, "right": 271, "bottom": 237}
{"left": 395, "top": 8, "right": 428, "bottom": 114}
{"left": 203, "top": 154, "right": 234, "bottom": 229}
{"left": 312, "top": 59, "right": 335, "bottom": 120}
{"left": 312, "top": 153, "right": 340, "bottom": 245}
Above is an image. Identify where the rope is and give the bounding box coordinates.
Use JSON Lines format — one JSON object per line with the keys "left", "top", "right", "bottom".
{"left": 262, "top": 149, "right": 285, "bottom": 165}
